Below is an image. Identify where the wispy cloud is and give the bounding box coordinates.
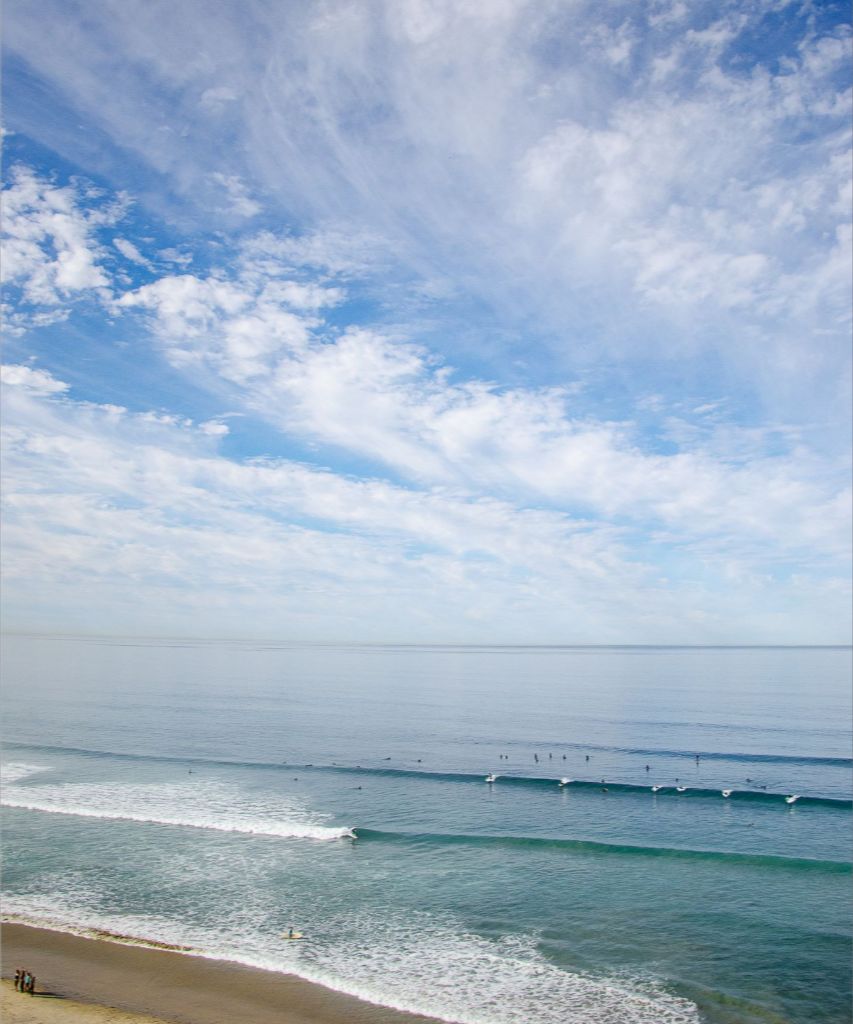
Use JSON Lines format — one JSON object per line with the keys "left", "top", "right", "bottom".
{"left": 3, "top": 366, "right": 848, "bottom": 641}
{"left": 1, "top": 0, "right": 850, "bottom": 641}
{"left": 111, "top": 246, "right": 850, "bottom": 570}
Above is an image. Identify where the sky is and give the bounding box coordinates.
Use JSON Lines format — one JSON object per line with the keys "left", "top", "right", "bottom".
{"left": 1, "top": 0, "right": 851, "bottom": 644}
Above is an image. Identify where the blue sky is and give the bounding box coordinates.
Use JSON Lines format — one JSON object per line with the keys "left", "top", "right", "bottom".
{"left": 2, "top": 0, "right": 851, "bottom": 643}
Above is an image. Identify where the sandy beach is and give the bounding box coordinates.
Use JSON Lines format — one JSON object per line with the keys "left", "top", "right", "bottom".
{"left": 1, "top": 923, "right": 445, "bottom": 1024}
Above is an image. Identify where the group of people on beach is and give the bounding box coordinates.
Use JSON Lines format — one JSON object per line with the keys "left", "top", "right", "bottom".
{"left": 13, "top": 968, "right": 37, "bottom": 995}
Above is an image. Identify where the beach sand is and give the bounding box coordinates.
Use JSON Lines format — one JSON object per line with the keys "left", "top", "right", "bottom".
{"left": 1, "top": 923, "right": 445, "bottom": 1024}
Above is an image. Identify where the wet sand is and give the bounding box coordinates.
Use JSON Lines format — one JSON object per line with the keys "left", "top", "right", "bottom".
{"left": 1, "top": 923, "right": 445, "bottom": 1024}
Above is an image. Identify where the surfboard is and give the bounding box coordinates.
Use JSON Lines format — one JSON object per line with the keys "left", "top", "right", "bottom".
{"left": 282, "top": 931, "right": 304, "bottom": 940}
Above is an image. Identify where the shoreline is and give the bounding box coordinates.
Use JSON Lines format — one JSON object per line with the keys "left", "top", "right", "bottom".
{"left": 1, "top": 923, "right": 448, "bottom": 1024}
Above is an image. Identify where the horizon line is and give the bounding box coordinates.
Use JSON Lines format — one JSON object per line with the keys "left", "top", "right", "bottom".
{"left": 2, "top": 631, "right": 851, "bottom": 650}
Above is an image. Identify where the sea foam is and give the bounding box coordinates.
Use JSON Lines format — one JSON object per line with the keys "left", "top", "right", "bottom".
{"left": 2, "top": 895, "right": 700, "bottom": 1024}
{"left": 1, "top": 773, "right": 354, "bottom": 841}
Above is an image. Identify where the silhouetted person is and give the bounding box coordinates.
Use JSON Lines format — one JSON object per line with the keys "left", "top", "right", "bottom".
{"left": 28, "top": 974, "right": 36, "bottom": 995}
{"left": 13, "top": 969, "right": 21, "bottom": 991}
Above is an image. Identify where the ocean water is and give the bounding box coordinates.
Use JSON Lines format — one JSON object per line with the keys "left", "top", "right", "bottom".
{"left": 1, "top": 636, "right": 851, "bottom": 1024}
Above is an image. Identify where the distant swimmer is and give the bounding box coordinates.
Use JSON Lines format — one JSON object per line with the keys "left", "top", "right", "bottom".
{"left": 695, "top": 755, "right": 700, "bottom": 762}
{"left": 722, "top": 789, "right": 733, "bottom": 798}
{"left": 417, "top": 759, "right": 422, "bottom": 763}
{"left": 645, "top": 765, "right": 650, "bottom": 772}
{"left": 562, "top": 754, "right": 566, "bottom": 760}
{"left": 785, "top": 794, "right": 800, "bottom": 804}
{"left": 485, "top": 773, "right": 498, "bottom": 783}
{"left": 534, "top": 754, "right": 539, "bottom": 762}
{"left": 383, "top": 757, "right": 391, "bottom": 761}
{"left": 549, "top": 753, "right": 553, "bottom": 759}
{"left": 585, "top": 755, "right": 590, "bottom": 762}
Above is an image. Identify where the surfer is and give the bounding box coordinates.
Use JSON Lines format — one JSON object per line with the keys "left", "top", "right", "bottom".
{"left": 585, "top": 755, "right": 590, "bottom": 762}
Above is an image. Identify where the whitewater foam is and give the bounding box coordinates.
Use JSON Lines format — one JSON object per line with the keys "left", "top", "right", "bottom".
{"left": 1, "top": 774, "right": 354, "bottom": 841}
{"left": 2, "top": 895, "right": 700, "bottom": 1024}
{"left": 1, "top": 761, "right": 52, "bottom": 783}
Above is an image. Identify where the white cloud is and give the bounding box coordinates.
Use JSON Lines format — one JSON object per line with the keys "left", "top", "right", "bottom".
{"left": 113, "top": 236, "right": 155, "bottom": 270}
{"left": 200, "top": 85, "right": 238, "bottom": 111}
{"left": 5, "top": 1, "right": 848, "bottom": 408}
{"left": 157, "top": 247, "right": 194, "bottom": 267}
{"left": 1, "top": 166, "right": 117, "bottom": 318}
{"left": 1, "top": 363, "right": 70, "bottom": 395}
{"left": 2, "top": 372, "right": 848, "bottom": 641}
{"left": 209, "top": 172, "right": 261, "bottom": 218}
{"left": 199, "top": 419, "right": 230, "bottom": 437}
{"left": 114, "top": 257, "right": 851, "bottom": 570}
{"left": 2, "top": 4, "right": 850, "bottom": 642}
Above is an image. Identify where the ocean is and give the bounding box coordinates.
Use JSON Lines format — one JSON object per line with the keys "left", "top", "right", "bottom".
{"left": 2, "top": 635, "right": 851, "bottom": 1024}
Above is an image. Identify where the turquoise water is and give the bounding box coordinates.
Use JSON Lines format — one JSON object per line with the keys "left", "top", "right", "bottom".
{"left": 2, "top": 636, "right": 851, "bottom": 1023}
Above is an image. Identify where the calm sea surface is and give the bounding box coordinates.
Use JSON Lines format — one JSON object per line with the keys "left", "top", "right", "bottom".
{"left": 2, "top": 636, "right": 851, "bottom": 1024}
